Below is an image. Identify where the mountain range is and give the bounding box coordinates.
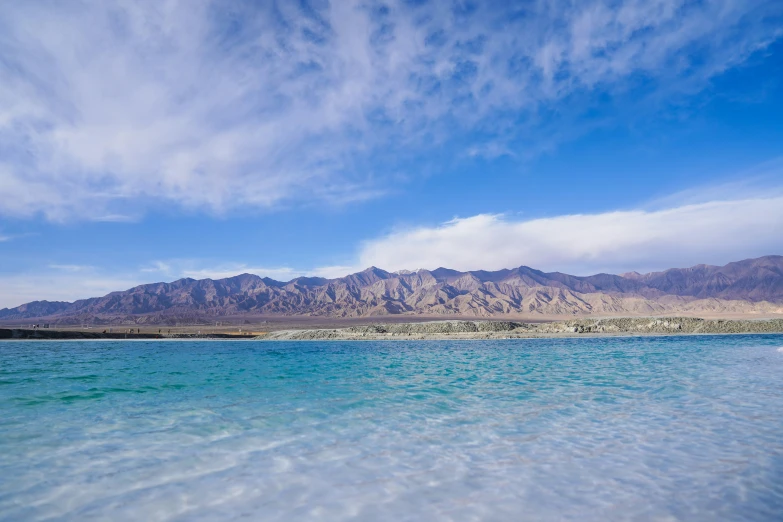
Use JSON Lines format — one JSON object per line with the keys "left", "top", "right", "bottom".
{"left": 2, "top": 256, "right": 782, "bottom": 324}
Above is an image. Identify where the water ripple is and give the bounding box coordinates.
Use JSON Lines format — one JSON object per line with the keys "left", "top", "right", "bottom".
{"left": 1, "top": 336, "right": 782, "bottom": 521}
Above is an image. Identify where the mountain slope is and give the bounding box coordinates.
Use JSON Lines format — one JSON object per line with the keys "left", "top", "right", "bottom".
{"left": 622, "top": 256, "right": 783, "bottom": 301}
{"left": 1, "top": 256, "right": 782, "bottom": 323}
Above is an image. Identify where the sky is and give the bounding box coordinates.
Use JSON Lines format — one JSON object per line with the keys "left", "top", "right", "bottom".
{"left": 1, "top": 0, "right": 782, "bottom": 308}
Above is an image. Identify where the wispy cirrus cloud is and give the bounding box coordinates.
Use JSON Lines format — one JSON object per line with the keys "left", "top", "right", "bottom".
{"left": 0, "top": 231, "right": 36, "bottom": 242}
{"left": 1, "top": 0, "right": 780, "bottom": 221}
{"left": 48, "top": 264, "right": 95, "bottom": 272}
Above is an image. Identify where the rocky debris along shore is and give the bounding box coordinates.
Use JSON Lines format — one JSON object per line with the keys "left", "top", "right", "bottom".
{"left": 258, "top": 317, "right": 783, "bottom": 341}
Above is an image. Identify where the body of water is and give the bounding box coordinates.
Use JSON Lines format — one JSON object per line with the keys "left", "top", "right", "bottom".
{"left": 1, "top": 336, "right": 782, "bottom": 521}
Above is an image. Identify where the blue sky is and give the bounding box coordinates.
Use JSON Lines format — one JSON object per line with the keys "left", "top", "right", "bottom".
{"left": 1, "top": 0, "right": 782, "bottom": 308}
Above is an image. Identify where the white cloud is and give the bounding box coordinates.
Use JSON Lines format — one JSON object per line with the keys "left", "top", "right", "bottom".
{"left": 180, "top": 265, "right": 301, "bottom": 281}
{"left": 0, "top": 232, "right": 36, "bottom": 243}
{"left": 644, "top": 158, "right": 783, "bottom": 209}
{"left": 148, "top": 261, "right": 356, "bottom": 282}
{"left": 358, "top": 196, "right": 783, "bottom": 275}
{"left": 139, "top": 260, "right": 295, "bottom": 280}
{"left": 140, "top": 261, "right": 173, "bottom": 274}
{"left": 0, "top": 0, "right": 779, "bottom": 220}
{"left": 48, "top": 264, "right": 95, "bottom": 272}
{"left": 140, "top": 259, "right": 356, "bottom": 282}
{"left": 310, "top": 265, "right": 359, "bottom": 279}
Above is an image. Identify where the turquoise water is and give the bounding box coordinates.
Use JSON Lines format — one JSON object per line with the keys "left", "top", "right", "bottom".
{"left": 1, "top": 336, "right": 782, "bottom": 521}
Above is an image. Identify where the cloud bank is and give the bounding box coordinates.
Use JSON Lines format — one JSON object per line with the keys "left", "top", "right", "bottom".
{"left": 358, "top": 196, "right": 783, "bottom": 275}
{"left": 1, "top": 0, "right": 780, "bottom": 220}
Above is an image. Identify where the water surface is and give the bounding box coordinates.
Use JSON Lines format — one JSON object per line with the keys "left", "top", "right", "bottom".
{"left": 1, "top": 336, "right": 782, "bottom": 521}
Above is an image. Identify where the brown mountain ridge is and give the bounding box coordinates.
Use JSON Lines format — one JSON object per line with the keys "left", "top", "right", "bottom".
{"left": 1, "top": 256, "right": 782, "bottom": 324}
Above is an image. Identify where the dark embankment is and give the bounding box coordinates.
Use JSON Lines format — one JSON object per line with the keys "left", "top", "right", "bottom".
{"left": 0, "top": 329, "right": 258, "bottom": 340}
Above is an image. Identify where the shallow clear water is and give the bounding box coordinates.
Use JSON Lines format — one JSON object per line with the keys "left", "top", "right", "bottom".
{"left": 1, "top": 336, "right": 782, "bottom": 521}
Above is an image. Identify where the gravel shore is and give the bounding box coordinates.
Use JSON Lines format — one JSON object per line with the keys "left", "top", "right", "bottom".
{"left": 258, "top": 317, "right": 783, "bottom": 340}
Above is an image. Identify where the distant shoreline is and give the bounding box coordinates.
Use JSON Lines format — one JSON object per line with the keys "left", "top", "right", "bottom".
{"left": 259, "top": 317, "right": 783, "bottom": 341}
{"left": 5, "top": 317, "right": 783, "bottom": 341}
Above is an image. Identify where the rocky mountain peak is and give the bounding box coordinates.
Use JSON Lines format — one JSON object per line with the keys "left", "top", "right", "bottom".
{"left": 1, "top": 256, "right": 781, "bottom": 323}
